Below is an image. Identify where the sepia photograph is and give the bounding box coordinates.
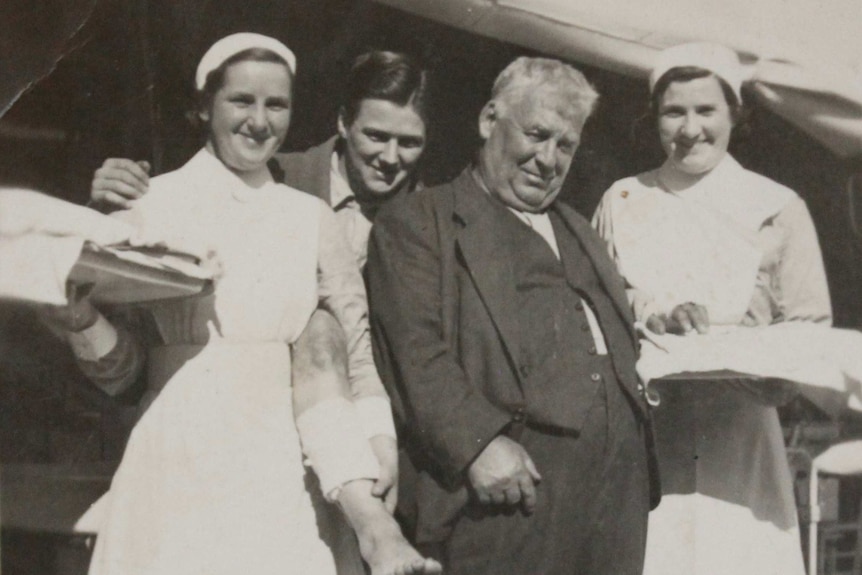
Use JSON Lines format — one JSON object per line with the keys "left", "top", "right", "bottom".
{"left": 1, "top": 1, "right": 861, "bottom": 574}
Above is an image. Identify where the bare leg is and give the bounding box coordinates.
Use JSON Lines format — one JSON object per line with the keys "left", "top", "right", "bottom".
{"left": 293, "top": 309, "right": 442, "bottom": 575}
{"left": 338, "top": 480, "right": 442, "bottom": 575}
{"left": 293, "top": 309, "right": 352, "bottom": 415}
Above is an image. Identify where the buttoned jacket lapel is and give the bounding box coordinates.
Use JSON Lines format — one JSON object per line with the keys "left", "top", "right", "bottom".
{"left": 451, "top": 172, "right": 523, "bottom": 375}
{"left": 551, "top": 201, "right": 637, "bottom": 345}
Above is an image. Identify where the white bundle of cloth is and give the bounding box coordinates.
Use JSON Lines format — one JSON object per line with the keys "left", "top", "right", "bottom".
{"left": 0, "top": 188, "right": 134, "bottom": 304}
{"left": 638, "top": 322, "right": 862, "bottom": 412}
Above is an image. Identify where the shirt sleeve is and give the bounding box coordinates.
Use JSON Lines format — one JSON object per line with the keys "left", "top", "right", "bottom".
{"left": 66, "top": 310, "right": 147, "bottom": 398}
{"left": 315, "top": 202, "right": 389, "bottom": 403}
{"left": 773, "top": 196, "right": 833, "bottom": 325}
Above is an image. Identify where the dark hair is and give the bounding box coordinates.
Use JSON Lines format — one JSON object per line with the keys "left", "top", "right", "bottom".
{"left": 650, "top": 66, "right": 745, "bottom": 125}
{"left": 633, "top": 65, "right": 750, "bottom": 149}
{"left": 341, "top": 51, "right": 428, "bottom": 125}
{"left": 196, "top": 47, "right": 294, "bottom": 115}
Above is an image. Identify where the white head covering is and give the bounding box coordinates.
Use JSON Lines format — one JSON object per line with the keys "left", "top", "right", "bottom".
{"left": 195, "top": 32, "right": 296, "bottom": 91}
{"left": 649, "top": 42, "right": 744, "bottom": 101}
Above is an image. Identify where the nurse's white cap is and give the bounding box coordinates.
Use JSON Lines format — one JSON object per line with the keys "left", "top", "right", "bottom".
{"left": 195, "top": 32, "right": 296, "bottom": 91}
{"left": 649, "top": 42, "right": 744, "bottom": 101}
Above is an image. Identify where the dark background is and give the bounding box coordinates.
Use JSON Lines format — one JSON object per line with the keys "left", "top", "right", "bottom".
{"left": 1, "top": 1, "right": 861, "bottom": 573}
{"left": 1, "top": 1, "right": 859, "bottom": 326}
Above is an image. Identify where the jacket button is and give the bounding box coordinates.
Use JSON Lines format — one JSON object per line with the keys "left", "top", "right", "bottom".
{"left": 590, "top": 373, "right": 602, "bottom": 382}
{"left": 519, "top": 365, "right": 530, "bottom": 378}
{"left": 512, "top": 408, "right": 526, "bottom": 422}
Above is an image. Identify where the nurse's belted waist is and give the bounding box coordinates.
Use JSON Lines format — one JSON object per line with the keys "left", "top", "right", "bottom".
{"left": 147, "top": 341, "right": 291, "bottom": 393}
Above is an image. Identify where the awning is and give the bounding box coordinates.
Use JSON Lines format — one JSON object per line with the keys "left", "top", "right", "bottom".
{"left": 374, "top": 0, "right": 862, "bottom": 158}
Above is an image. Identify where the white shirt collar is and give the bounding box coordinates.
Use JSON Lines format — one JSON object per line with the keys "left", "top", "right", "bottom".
{"left": 329, "top": 150, "right": 357, "bottom": 211}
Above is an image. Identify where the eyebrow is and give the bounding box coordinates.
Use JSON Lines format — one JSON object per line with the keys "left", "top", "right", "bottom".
{"left": 266, "top": 96, "right": 290, "bottom": 106}
{"left": 660, "top": 102, "right": 719, "bottom": 110}
{"left": 362, "top": 127, "right": 425, "bottom": 140}
{"left": 225, "top": 91, "right": 291, "bottom": 104}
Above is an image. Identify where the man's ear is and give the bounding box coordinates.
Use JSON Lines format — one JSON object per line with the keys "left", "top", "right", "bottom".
{"left": 337, "top": 107, "right": 349, "bottom": 139}
{"left": 478, "top": 101, "right": 498, "bottom": 140}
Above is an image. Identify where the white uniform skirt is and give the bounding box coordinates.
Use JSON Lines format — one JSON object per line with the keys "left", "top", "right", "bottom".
{"left": 86, "top": 342, "right": 364, "bottom": 575}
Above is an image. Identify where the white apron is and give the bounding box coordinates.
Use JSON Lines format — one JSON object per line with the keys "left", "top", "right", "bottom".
{"left": 86, "top": 150, "right": 363, "bottom": 575}
{"left": 595, "top": 156, "right": 807, "bottom": 575}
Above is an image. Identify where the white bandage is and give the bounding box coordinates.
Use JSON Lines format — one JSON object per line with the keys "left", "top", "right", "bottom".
{"left": 355, "top": 396, "right": 397, "bottom": 440}
{"left": 295, "top": 397, "right": 379, "bottom": 501}
{"left": 67, "top": 313, "right": 118, "bottom": 361}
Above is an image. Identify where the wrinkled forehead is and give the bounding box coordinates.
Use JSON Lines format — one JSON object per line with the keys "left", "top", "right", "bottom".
{"left": 503, "top": 86, "right": 586, "bottom": 132}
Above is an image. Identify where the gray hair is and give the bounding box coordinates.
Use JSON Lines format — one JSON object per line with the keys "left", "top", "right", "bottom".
{"left": 490, "top": 57, "right": 599, "bottom": 124}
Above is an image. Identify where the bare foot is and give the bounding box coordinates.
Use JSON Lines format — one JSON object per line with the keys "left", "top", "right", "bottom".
{"left": 338, "top": 481, "right": 443, "bottom": 575}
{"left": 355, "top": 518, "right": 442, "bottom": 575}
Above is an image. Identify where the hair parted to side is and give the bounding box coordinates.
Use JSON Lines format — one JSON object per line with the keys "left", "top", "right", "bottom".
{"left": 630, "top": 65, "right": 750, "bottom": 152}
{"left": 490, "top": 57, "right": 599, "bottom": 124}
{"left": 341, "top": 51, "right": 429, "bottom": 125}
{"left": 647, "top": 66, "right": 749, "bottom": 139}
{"left": 650, "top": 66, "right": 743, "bottom": 119}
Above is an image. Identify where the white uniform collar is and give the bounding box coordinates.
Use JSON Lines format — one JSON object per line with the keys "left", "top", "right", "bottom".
{"left": 657, "top": 154, "right": 794, "bottom": 232}
{"left": 184, "top": 148, "right": 276, "bottom": 203}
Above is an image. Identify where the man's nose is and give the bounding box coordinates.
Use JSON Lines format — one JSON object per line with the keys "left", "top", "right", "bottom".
{"left": 535, "top": 140, "right": 557, "bottom": 172}
{"left": 379, "top": 139, "right": 399, "bottom": 166}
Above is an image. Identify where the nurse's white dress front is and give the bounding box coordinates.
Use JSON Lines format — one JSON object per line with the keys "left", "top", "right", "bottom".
{"left": 594, "top": 155, "right": 831, "bottom": 575}
{"left": 87, "top": 149, "right": 364, "bottom": 575}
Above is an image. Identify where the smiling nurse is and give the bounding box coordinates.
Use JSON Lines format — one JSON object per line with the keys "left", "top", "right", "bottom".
{"left": 88, "top": 48, "right": 432, "bottom": 519}
{"left": 593, "top": 42, "right": 831, "bottom": 575}
{"left": 45, "top": 33, "right": 440, "bottom": 575}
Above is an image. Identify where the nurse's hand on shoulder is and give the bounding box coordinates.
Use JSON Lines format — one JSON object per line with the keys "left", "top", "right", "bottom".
{"left": 91, "top": 158, "right": 151, "bottom": 210}
{"left": 468, "top": 435, "right": 542, "bottom": 515}
{"left": 646, "top": 302, "right": 710, "bottom": 335}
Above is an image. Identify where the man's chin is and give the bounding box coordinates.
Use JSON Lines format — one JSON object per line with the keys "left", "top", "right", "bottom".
{"left": 365, "top": 178, "right": 406, "bottom": 197}
{"left": 514, "top": 186, "right": 556, "bottom": 210}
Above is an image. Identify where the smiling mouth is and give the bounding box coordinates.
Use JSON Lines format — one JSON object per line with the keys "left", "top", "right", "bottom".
{"left": 371, "top": 166, "right": 399, "bottom": 182}
{"left": 239, "top": 133, "right": 270, "bottom": 146}
{"left": 521, "top": 170, "right": 549, "bottom": 186}
{"left": 677, "top": 139, "right": 710, "bottom": 149}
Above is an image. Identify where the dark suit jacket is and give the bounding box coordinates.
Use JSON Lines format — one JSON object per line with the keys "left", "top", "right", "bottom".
{"left": 270, "top": 136, "right": 338, "bottom": 204}
{"left": 367, "top": 168, "right": 657, "bottom": 543}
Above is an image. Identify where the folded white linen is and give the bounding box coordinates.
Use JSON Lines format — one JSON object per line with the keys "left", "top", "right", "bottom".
{"left": 0, "top": 188, "right": 134, "bottom": 304}
{"left": 638, "top": 322, "right": 862, "bottom": 413}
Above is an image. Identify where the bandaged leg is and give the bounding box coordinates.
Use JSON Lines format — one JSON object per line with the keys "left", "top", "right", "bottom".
{"left": 292, "top": 310, "right": 440, "bottom": 575}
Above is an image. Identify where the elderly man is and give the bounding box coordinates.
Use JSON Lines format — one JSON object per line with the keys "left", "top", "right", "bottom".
{"left": 367, "top": 57, "right": 660, "bottom": 575}
{"left": 87, "top": 50, "right": 429, "bottom": 511}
